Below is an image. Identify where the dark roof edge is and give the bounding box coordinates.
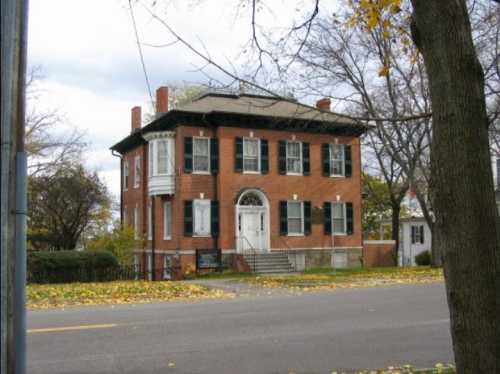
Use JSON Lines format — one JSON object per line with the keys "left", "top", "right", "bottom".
{"left": 110, "top": 109, "right": 369, "bottom": 154}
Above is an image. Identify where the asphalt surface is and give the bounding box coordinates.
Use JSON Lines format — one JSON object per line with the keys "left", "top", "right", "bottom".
{"left": 28, "top": 283, "right": 453, "bottom": 374}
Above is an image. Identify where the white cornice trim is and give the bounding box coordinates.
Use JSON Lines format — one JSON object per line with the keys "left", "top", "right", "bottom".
{"left": 142, "top": 131, "right": 176, "bottom": 141}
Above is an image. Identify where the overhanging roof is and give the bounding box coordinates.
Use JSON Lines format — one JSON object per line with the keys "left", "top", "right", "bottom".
{"left": 110, "top": 93, "right": 369, "bottom": 154}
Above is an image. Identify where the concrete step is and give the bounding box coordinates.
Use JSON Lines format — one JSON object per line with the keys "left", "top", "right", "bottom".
{"left": 242, "top": 252, "right": 295, "bottom": 274}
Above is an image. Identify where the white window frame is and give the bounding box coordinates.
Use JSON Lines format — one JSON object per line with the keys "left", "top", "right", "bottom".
{"left": 287, "top": 201, "right": 304, "bottom": 236}
{"left": 192, "top": 136, "right": 210, "bottom": 174}
{"left": 330, "top": 144, "right": 345, "bottom": 177}
{"left": 286, "top": 141, "right": 303, "bottom": 175}
{"left": 331, "top": 202, "right": 347, "bottom": 235}
{"left": 134, "top": 156, "right": 141, "bottom": 188}
{"left": 411, "top": 225, "right": 424, "bottom": 244}
{"left": 123, "top": 160, "right": 129, "bottom": 191}
{"left": 147, "top": 254, "right": 152, "bottom": 281}
{"left": 163, "top": 201, "right": 172, "bottom": 240}
{"left": 133, "top": 254, "right": 140, "bottom": 280}
{"left": 243, "top": 137, "right": 261, "bottom": 174}
{"left": 147, "top": 204, "right": 152, "bottom": 240}
{"left": 148, "top": 141, "right": 154, "bottom": 177}
{"left": 133, "top": 207, "right": 139, "bottom": 239}
{"left": 163, "top": 255, "right": 171, "bottom": 280}
{"left": 193, "top": 199, "right": 211, "bottom": 237}
{"left": 123, "top": 207, "right": 128, "bottom": 227}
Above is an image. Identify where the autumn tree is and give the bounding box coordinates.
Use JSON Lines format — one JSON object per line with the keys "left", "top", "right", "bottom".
{"left": 28, "top": 163, "right": 110, "bottom": 251}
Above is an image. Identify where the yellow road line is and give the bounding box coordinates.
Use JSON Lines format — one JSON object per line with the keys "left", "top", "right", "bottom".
{"left": 27, "top": 323, "right": 117, "bottom": 334}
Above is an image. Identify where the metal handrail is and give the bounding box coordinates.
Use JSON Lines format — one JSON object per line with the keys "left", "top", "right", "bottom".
{"left": 277, "top": 236, "right": 298, "bottom": 272}
{"left": 238, "top": 235, "right": 257, "bottom": 271}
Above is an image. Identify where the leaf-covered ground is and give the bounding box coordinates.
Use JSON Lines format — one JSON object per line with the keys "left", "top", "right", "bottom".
{"left": 246, "top": 267, "right": 443, "bottom": 291}
{"left": 326, "top": 363, "right": 455, "bottom": 374}
{"left": 27, "top": 281, "right": 231, "bottom": 310}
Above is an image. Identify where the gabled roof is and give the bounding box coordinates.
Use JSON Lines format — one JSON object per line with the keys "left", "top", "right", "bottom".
{"left": 110, "top": 92, "right": 369, "bottom": 154}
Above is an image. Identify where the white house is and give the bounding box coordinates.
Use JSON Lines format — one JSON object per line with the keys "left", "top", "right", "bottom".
{"left": 398, "top": 217, "right": 432, "bottom": 266}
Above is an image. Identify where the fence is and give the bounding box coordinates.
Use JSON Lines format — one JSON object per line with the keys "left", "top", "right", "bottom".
{"left": 27, "top": 264, "right": 142, "bottom": 284}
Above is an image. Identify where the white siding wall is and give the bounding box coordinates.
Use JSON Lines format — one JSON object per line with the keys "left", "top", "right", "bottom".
{"left": 399, "top": 220, "right": 432, "bottom": 266}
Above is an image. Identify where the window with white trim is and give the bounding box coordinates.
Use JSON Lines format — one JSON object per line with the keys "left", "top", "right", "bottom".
{"left": 133, "top": 254, "right": 140, "bottom": 280}
{"left": 330, "top": 144, "right": 345, "bottom": 176}
{"left": 411, "top": 225, "right": 424, "bottom": 244}
{"left": 243, "top": 138, "right": 260, "bottom": 172}
{"left": 163, "top": 201, "right": 172, "bottom": 239}
{"left": 134, "top": 156, "right": 141, "bottom": 188}
{"left": 149, "top": 139, "right": 171, "bottom": 177}
{"left": 147, "top": 254, "right": 152, "bottom": 281}
{"left": 286, "top": 141, "right": 302, "bottom": 174}
{"left": 287, "top": 201, "right": 304, "bottom": 235}
{"left": 123, "top": 160, "right": 129, "bottom": 190}
{"left": 147, "top": 205, "right": 152, "bottom": 240}
{"left": 193, "top": 137, "right": 210, "bottom": 173}
{"left": 193, "top": 199, "right": 211, "bottom": 236}
{"left": 163, "top": 255, "right": 171, "bottom": 280}
{"left": 332, "top": 202, "right": 346, "bottom": 234}
{"left": 133, "top": 207, "right": 139, "bottom": 239}
{"left": 123, "top": 207, "right": 128, "bottom": 227}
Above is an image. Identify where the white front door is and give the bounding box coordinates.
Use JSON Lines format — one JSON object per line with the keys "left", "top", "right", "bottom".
{"left": 238, "top": 207, "right": 267, "bottom": 252}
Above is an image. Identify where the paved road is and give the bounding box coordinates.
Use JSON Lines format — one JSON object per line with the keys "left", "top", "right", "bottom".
{"left": 28, "top": 283, "right": 453, "bottom": 374}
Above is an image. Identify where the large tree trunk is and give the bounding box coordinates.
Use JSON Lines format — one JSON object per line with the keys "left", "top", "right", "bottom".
{"left": 390, "top": 199, "right": 401, "bottom": 265}
{"left": 410, "top": 1, "right": 499, "bottom": 373}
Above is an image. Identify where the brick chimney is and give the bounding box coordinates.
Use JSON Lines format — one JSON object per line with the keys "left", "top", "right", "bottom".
{"left": 316, "top": 98, "right": 331, "bottom": 111}
{"left": 156, "top": 86, "right": 169, "bottom": 114}
{"left": 131, "top": 106, "right": 142, "bottom": 133}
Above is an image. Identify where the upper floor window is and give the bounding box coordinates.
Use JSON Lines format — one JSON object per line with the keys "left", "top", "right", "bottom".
{"left": 193, "top": 137, "right": 210, "bottom": 173}
{"left": 286, "top": 141, "right": 302, "bottom": 174}
{"left": 243, "top": 138, "right": 260, "bottom": 172}
{"left": 134, "top": 156, "right": 141, "bottom": 188}
{"left": 330, "top": 144, "right": 345, "bottom": 176}
{"left": 123, "top": 161, "right": 129, "bottom": 191}
{"left": 149, "top": 138, "right": 173, "bottom": 177}
{"left": 235, "top": 137, "right": 268, "bottom": 174}
{"left": 322, "top": 143, "right": 352, "bottom": 177}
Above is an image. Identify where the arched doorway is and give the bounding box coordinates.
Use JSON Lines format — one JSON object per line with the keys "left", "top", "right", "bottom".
{"left": 236, "top": 189, "right": 270, "bottom": 253}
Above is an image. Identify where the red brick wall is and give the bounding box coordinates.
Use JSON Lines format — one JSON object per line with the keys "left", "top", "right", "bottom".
{"left": 123, "top": 124, "right": 363, "bottom": 261}
{"left": 363, "top": 241, "right": 396, "bottom": 267}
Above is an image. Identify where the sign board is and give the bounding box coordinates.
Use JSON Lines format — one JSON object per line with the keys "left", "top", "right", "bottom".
{"left": 196, "top": 249, "right": 221, "bottom": 270}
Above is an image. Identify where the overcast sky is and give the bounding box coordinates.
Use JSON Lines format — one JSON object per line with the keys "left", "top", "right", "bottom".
{"left": 27, "top": 0, "right": 332, "bottom": 200}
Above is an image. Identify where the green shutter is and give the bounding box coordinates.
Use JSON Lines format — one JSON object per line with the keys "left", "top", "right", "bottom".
{"left": 322, "top": 143, "right": 330, "bottom": 176}
{"left": 260, "top": 139, "right": 269, "bottom": 174}
{"left": 346, "top": 202, "right": 354, "bottom": 235}
{"left": 210, "top": 138, "right": 219, "bottom": 175}
{"left": 211, "top": 200, "right": 219, "bottom": 237}
{"left": 302, "top": 142, "right": 310, "bottom": 176}
{"left": 279, "top": 201, "right": 288, "bottom": 235}
{"left": 344, "top": 145, "right": 352, "bottom": 177}
{"left": 278, "top": 141, "right": 287, "bottom": 175}
{"left": 324, "top": 202, "right": 332, "bottom": 235}
{"left": 184, "top": 137, "right": 193, "bottom": 173}
{"left": 184, "top": 200, "right": 193, "bottom": 236}
{"left": 235, "top": 137, "right": 243, "bottom": 172}
{"left": 304, "top": 201, "right": 312, "bottom": 235}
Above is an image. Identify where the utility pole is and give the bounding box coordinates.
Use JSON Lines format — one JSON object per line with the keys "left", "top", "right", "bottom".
{"left": 1, "top": 0, "right": 29, "bottom": 373}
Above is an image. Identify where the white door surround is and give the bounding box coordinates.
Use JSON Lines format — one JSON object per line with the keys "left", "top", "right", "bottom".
{"left": 236, "top": 189, "right": 270, "bottom": 253}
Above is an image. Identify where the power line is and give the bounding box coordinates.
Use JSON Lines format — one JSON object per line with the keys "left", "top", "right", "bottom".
{"left": 128, "top": 0, "right": 154, "bottom": 107}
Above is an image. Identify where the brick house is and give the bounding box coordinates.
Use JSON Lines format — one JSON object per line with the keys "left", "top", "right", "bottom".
{"left": 110, "top": 87, "right": 368, "bottom": 279}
